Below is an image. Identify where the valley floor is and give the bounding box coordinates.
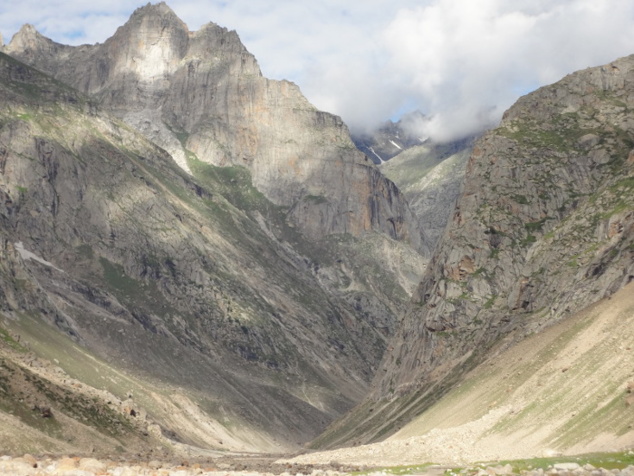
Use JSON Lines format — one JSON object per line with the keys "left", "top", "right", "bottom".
{"left": 285, "top": 282, "right": 634, "bottom": 467}
{"left": 3, "top": 453, "right": 634, "bottom": 476}
{"left": 0, "top": 453, "right": 359, "bottom": 476}
{"left": 2, "top": 285, "right": 633, "bottom": 474}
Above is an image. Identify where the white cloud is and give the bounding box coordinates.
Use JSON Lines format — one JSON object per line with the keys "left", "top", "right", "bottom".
{"left": 2, "top": 1, "right": 634, "bottom": 141}
{"left": 377, "top": 0, "right": 634, "bottom": 141}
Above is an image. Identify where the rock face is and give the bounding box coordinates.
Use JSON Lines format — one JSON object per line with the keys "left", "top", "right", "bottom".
{"left": 380, "top": 137, "right": 475, "bottom": 255}
{"left": 4, "top": 2, "right": 420, "bottom": 245}
{"left": 0, "top": 2, "right": 431, "bottom": 455}
{"left": 312, "top": 55, "right": 634, "bottom": 449}
{"left": 0, "top": 45, "right": 424, "bottom": 454}
{"left": 382, "top": 57, "right": 634, "bottom": 395}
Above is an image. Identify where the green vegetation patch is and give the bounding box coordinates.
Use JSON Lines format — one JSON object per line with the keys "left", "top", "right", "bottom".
{"left": 187, "top": 155, "right": 270, "bottom": 212}
{"left": 480, "top": 451, "right": 634, "bottom": 474}
{"left": 0, "top": 356, "right": 134, "bottom": 439}
{"left": 483, "top": 295, "right": 497, "bottom": 309}
{"left": 100, "top": 257, "right": 144, "bottom": 297}
{"left": 0, "top": 326, "right": 26, "bottom": 353}
{"left": 512, "top": 194, "right": 530, "bottom": 205}
{"left": 303, "top": 194, "right": 328, "bottom": 204}
{"left": 76, "top": 244, "right": 94, "bottom": 260}
{"left": 500, "top": 113, "right": 587, "bottom": 153}
{"left": 352, "top": 463, "right": 436, "bottom": 475}
{"left": 98, "top": 256, "right": 178, "bottom": 321}
{"left": 524, "top": 217, "right": 550, "bottom": 232}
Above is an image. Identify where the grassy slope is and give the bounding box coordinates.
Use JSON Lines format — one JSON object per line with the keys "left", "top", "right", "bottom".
{"left": 0, "top": 316, "right": 163, "bottom": 456}
{"left": 290, "top": 282, "right": 634, "bottom": 466}
{"left": 393, "top": 282, "right": 634, "bottom": 452}
{"left": 0, "top": 311, "right": 283, "bottom": 456}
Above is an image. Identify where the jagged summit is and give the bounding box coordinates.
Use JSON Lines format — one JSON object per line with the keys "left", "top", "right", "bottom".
{"left": 12, "top": 23, "right": 38, "bottom": 39}
{"left": 137, "top": 1, "right": 179, "bottom": 15}
{"left": 6, "top": 23, "right": 49, "bottom": 53}
{"left": 5, "top": 3, "right": 422, "bottom": 246}
{"left": 113, "top": 1, "right": 191, "bottom": 49}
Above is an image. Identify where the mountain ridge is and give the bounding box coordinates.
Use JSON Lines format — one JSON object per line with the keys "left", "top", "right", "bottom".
{"left": 0, "top": 47, "right": 417, "bottom": 454}
{"left": 310, "top": 53, "right": 634, "bottom": 451}
{"left": 4, "top": 2, "right": 422, "bottom": 246}
{"left": 2, "top": 3, "right": 633, "bottom": 464}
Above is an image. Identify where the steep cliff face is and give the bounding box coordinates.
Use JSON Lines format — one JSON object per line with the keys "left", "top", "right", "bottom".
{"left": 0, "top": 51, "right": 410, "bottom": 453}
{"left": 312, "top": 55, "right": 634, "bottom": 449}
{"left": 0, "top": 3, "right": 435, "bottom": 452}
{"left": 4, "top": 2, "right": 420, "bottom": 245}
{"left": 380, "top": 138, "right": 475, "bottom": 255}
{"left": 383, "top": 56, "right": 634, "bottom": 395}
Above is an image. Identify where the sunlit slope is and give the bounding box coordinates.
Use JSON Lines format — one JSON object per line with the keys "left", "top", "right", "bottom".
{"left": 290, "top": 282, "right": 634, "bottom": 465}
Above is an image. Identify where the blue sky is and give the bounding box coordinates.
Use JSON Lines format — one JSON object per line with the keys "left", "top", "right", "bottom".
{"left": 2, "top": 1, "right": 634, "bottom": 141}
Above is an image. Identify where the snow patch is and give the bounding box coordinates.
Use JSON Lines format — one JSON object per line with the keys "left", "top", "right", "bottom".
{"left": 15, "top": 242, "right": 63, "bottom": 272}
{"left": 389, "top": 140, "right": 402, "bottom": 150}
{"left": 368, "top": 146, "right": 384, "bottom": 163}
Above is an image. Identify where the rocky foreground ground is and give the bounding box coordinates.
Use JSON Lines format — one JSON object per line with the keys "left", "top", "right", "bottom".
{"left": 0, "top": 454, "right": 360, "bottom": 476}
{"left": 2, "top": 454, "right": 634, "bottom": 476}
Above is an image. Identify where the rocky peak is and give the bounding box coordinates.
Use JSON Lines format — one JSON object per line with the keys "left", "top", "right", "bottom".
{"left": 9, "top": 24, "right": 39, "bottom": 45}
{"left": 92, "top": 2, "right": 190, "bottom": 96}
{"left": 5, "top": 4, "right": 421, "bottom": 247}
{"left": 137, "top": 1, "right": 180, "bottom": 17}
{"left": 5, "top": 24, "right": 53, "bottom": 60}
{"left": 124, "top": 1, "right": 189, "bottom": 33}
{"left": 352, "top": 112, "right": 428, "bottom": 164}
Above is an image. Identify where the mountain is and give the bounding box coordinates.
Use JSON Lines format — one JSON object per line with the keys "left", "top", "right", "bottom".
{"left": 4, "top": 3, "right": 421, "bottom": 245}
{"left": 4, "top": 2, "right": 634, "bottom": 465}
{"left": 2, "top": 0, "right": 429, "bottom": 351}
{"left": 380, "top": 136, "right": 476, "bottom": 254}
{"left": 311, "top": 55, "right": 634, "bottom": 451}
{"left": 351, "top": 112, "right": 428, "bottom": 164}
{"left": 0, "top": 4, "right": 427, "bottom": 456}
